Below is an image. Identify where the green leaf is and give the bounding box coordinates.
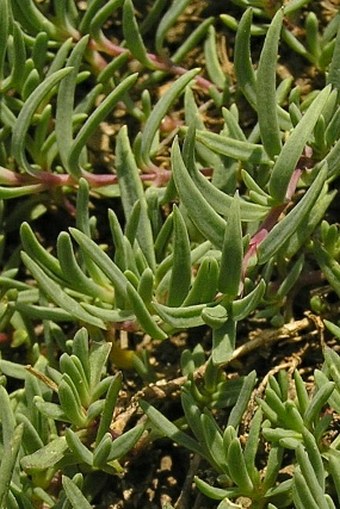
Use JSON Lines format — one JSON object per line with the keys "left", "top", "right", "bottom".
{"left": 140, "top": 400, "right": 203, "bottom": 456}
{"left": 302, "top": 429, "right": 324, "bottom": 491}
{"left": 227, "top": 438, "right": 254, "bottom": 493}
{"left": 243, "top": 408, "right": 262, "bottom": 478}
{"left": 16, "top": 412, "right": 44, "bottom": 454}
{"left": 107, "top": 423, "right": 144, "bottom": 461}
{"left": 0, "top": 386, "right": 15, "bottom": 446}
{"left": 123, "top": 0, "right": 156, "bottom": 68}
{"left": 0, "top": 0, "right": 9, "bottom": 82}
{"left": 81, "top": 304, "right": 134, "bottom": 323}
{"left": 153, "top": 301, "right": 206, "bottom": 329}
{"left": 89, "top": 341, "right": 112, "bottom": 391}
{"left": 201, "top": 412, "right": 226, "bottom": 472}
{"left": 141, "top": 69, "right": 199, "bottom": 166}
{"left": 72, "top": 328, "right": 91, "bottom": 384}
{"left": 327, "top": 449, "right": 340, "bottom": 505}
{"left": 62, "top": 476, "right": 92, "bottom": 509}
{"left": 89, "top": 0, "right": 124, "bottom": 37}
{"left": 269, "top": 85, "right": 331, "bottom": 203}
{"left": 65, "top": 429, "right": 93, "bottom": 466}
{"left": 155, "top": 0, "right": 191, "bottom": 54}
{"left": 256, "top": 9, "right": 283, "bottom": 159}
{"left": 304, "top": 381, "right": 335, "bottom": 427}
{"left": 93, "top": 433, "right": 113, "bottom": 467}
{"left": 0, "top": 360, "right": 28, "bottom": 380}
{"left": 96, "top": 372, "right": 122, "bottom": 445}
{"left": 180, "top": 389, "right": 211, "bottom": 459}
{"left": 70, "top": 228, "right": 128, "bottom": 301}
{"left": 137, "top": 267, "right": 154, "bottom": 304}
{"left": 327, "top": 23, "right": 340, "bottom": 90}
{"left": 262, "top": 446, "right": 284, "bottom": 490}
{"left": 0, "top": 424, "right": 24, "bottom": 509}
{"left": 284, "top": 188, "right": 336, "bottom": 259}
{"left": 194, "top": 476, "right": 235, "bottom": 501}
{"left": 2, "top": 22, "right": 26, "bottom": 91}
{"left": 313, "top": 243, "right": 340, "bottom": 298}
{"left": 234, "top": 9, "right": 256, "bottom": 109}
{"left": 295, "top": 445, "right": 329, "bottom": 509}
{"left": 232, "top": 280, "right": 266, "bottom": 321}
{"left": 56, "top": 36, "right": 89, "bottom": 175}
{"left": 181, "top": 137, "right": 268, "bottom": 222}
{"left": 324, "top": 347, "right": 340, "bottom": 391}
{"left": 78, "top": 0, "right": 108, "bottom": 33}
{"left": 12, "top": 68, "right": 73, "bottom": 176}
{"left": 194, "top": 129, "right": 271, "bottom": 165}
{"left": 212, "top": 318, "right": 236, "bottom": 365}
{"left": 34, "top": 397, "right": 69, "bottom": 422}
{"left": 59, "top": 353, "right": 90, "bottom": 407}
{"left": 20, "top": 252, "right": 105, "bottom": 329}
{"left": 227, "top": 371, "right": 257, "bottom": 429}
{"left": 172, "top": 137, "right": 226, "bottom": 248}
{"left": 0, "top": 184, "right": 45, "bottom": 199}
{"left": 183, "top": 257, "right": 219, "bottom": 305}
{"left": 20, "top": 222, "right": 63, "bottom": 280}
{"left": 167, "top": 206, "right": 191, "bottom": 306}
{"left": 204, "top": 25, "right": 227, "bottom": 89}
{"left": 258, "top": 164, "right": 328, "bottom": 264}
{"left": 68, "top": 73, "right": 138, "bottom": 176}
{"left": 21, "top": 436, "right": 68, "bottom": 471}
{"left": 57, "top": 232, "right": 113, "bottom": 303}
{"left": 127, "top": 281, "right": 168, "bottom": 340}
{"left": 58, "top": 377, "right": 87, "bottom": 428}
{"left": 218, "top": 194, "right": 243, "bottom": 299}
{"left": 202, "top": 304, "right": 228, "bottom": 329}
{"left": 10, "top": 0, "right": 59, "bottom": 37}
{"left": 115, "top": 126, "right": 144, "bottom": 217}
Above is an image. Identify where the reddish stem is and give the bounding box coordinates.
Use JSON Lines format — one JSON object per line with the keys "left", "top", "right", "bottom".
{"left": 89, "top": 34, "right": 216, "bottom": 91}
{"left": 242, "top": 159, "right": 312, "bottom": 276}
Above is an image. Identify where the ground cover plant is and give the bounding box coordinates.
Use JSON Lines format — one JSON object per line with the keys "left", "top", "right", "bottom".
{"left": 0, "top": 0, "right": 340, "bottom": 507}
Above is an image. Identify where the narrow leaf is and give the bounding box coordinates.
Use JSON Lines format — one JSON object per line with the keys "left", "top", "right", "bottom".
{"left": 62, "top": 476, "right": 92, "bottom": 509}
{"left": 68, "top": 73, "right": 138, "bottom": 175}
{"left": 234, "top": 9, "right": 257, "bottom": 109}
{"left": 107, "top": 424, "right": 144, "bottom": 461}
{"left": 227, "top": 438, "right": 254, "bottom": 493}
{"left": 140, "top": 400, "right": 203, "bottom": 456}
{"left": 21, "top": 436, "right": 68, "bottom": 471}
{"left": 155, "top": 0, "right": 191, "bottom": 54}
{"left": 96, "top": 373, "right": 122, "bottom": 445}
{"left": 127, "top": 281, "right": 168, "bottom": 340}
{"left": 172, "top": 137, "right": 226, "bottom": 248}
{"left": 0, "top": 424, "right": 24, "bottom": 509}
{"left": 141, "top": 69, "right": 199, "bottom": 166}
{"left": 21, "top": 252, "right": 105, "bottom": 329}
{"left": 269, "top": 85, "right": 331, "bottom": 203}
{"left": 12, "top": 68, "right": 73, "bottom": 176}
{"left": 218, "top": 194, "right": 243, "bottom": 299}
{"left": 194, "top": 129, "right": 271, "bottom": 165}
{"left": 70, "top": 228, "right": 128, "bottom": 300}
{"left": 123, "top": 0, "right": 156, "bottom": 68}
{"left": 153, "top": 301, "right": 206, "bottom": 329}
{"left": 212, "top": 318, "right": 236, "bottom": 365}
{"left": 258, "top": 164, "right": 328, "bottom": 264}
{"left": 167, "top": 206, "right": 191, "bottom": 306}
{"left": 56, "top": 36, "right": 89, "bottom": 174}
{"left": 256, "top": 9, "right": 283, "bottom": 158}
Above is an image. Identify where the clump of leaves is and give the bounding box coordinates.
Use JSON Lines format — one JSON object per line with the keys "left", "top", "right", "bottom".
{"left": 0, "top": 328, "right": 144, "bottom": 507}
{"left": 142, "top": 347, "right": 340, "bottom": 508}
{"left": 0, "top": 0, "right": 339, "bottom": 507}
